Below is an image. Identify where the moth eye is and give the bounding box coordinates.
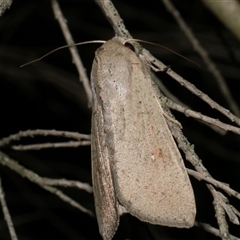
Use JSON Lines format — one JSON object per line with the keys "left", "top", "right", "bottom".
{"left": 124, "top": 42, "right": 135, "bottom": 53}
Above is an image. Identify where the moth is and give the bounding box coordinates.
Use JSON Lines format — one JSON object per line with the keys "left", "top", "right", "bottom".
{"left": 90, "top": 36, "right": 196, "bottom": 240}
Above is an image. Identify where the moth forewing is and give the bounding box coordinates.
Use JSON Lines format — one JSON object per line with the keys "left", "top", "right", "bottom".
{"left": 91, "top": 58, "right": 120, "bottom": 240}
{"left": 113, "top": 52, "right": 196, "bottom": 227}
{"left": 91, "top": 36, "right": 196, "bottom": 239}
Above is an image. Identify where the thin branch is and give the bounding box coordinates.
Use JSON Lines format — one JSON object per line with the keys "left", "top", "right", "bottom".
{"left": 163, "top": 96, "right": 240, "bottom": 135}
{"left": 211, "top": 187, "right": 231, "bottom": 240}
{"left": 162, "top": 67, "right": 240, "bottom": 126}
{"left": 153, "top": 74, "right": 226, "bottom": 135}
{"left": 152, "top": 74, "right": 185, "bottom": 107}
{"left": 41, "top": 184, "right": 93, "bottom": 216}
{"left": 187, "top": 169, "right": 240, "bottom": 201}
{"left": 51, "top": 0, "right": 92, "bottom": 106}
{"left": 0, "top": 129, "right": 90, "bottom": 148}
{"left": 195, "top": 221, "right": 240, "bottom": 240}
{"left": 219, "top": 192, "right": 240, "bottom": 225}
{"left": 34, "top": 178, "right": 92, "bottom": 193}
{"left": 0, "top": 177, "right": 18, "bottom": 240}
{"left": 0, "top": 151, "right": 93, "bottom": 217}
{"left": 162, "top": 0, "right": 240, "bottom": 117}
{"left": 11, "top": 140, "right": 91, "bottom": 151}
{"left": 0, "top": 151, "right": 92, "bottom": 193}
{"left": 95, "top": 0, "right": 132, "bottom": 38}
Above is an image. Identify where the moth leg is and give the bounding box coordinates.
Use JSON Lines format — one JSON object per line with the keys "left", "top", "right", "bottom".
{"left": 118, "top": 205, "right": 128, "bottom": 216}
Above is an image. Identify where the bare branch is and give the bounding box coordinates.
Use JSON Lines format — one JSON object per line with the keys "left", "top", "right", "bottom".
{"left": 164, "top": 96, "right": 240, "bottom": 135}
{"left": 95, "top": 0, "right": 132, "bottom": 38}
{"left": 161, "top": 67, "right": 240, "bottom": 127}
{"left": 195, "top": 221, "right": 240, "bottom": 240}
{"left": 51, "top": 0, "right": 92, "bottom": 106}
{"left": 41, "top": 184, "right": 93, "bottom": 216}
{"left": 162, "top": 0, "right": 240, "bottom": 116}
{"left": 35, "top": 178, "right": 92, "bottom": 193}
{"left": 11, "top": 140, "right": 91, "bottom": 150}
{"left": 0, "top": 177, "right": 18, "bottom": 240}
{"left": 187, "top": 169, "right": 240, "bottom": 201}
{"left": 0, "top": 151, "right": 93, "bottom": 216}
{"left": 0, "top": 129, "right": 90, "bottom": 148}
{"left": 153, "top": 75, "right": 226, "bottom": 135}
{"left": 211, "top": 188, "right": 231, "bottom": 239}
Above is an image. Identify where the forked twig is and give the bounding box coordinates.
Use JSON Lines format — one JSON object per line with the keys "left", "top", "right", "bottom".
{"left": 195, "top": 221, "right": 240, "bottom": 240}
{"left": 0, "top": 151, "right": 93, "bottom": 216}
{"left": 187, "top": 169, "right": 240, "bottom": 201}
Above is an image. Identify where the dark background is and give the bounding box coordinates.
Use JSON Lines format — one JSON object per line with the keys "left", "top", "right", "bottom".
{"left": 0, "top": 0, "right": 240, "bottom": 239}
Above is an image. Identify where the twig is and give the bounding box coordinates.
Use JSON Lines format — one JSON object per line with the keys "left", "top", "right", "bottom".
{"left": 51, "top": 0, "right": 92, "bottom": 106}
{"left": 163, "top": 96, "right": 240, "bottom": 135}
{"left": 162, "top": 0, "right": 240, "bottom": 117}
{"left": 160, "top": 67, "right": 240, "bottom": 127}
{"left": 152, "top": 74, "right": 185, "bottom": 107}
{"left": 0, "top": 176, "right": 18, "bottom": 240}
{"left": 0, "top": 151, "right": 93, "bottom": 216}
{"left": 11, "top": 140, "right": 91, "bottom": 150}
{"left": 0, "top": 151, "right": 92, "bottom": 193}
{"left": 95, "top": 0, "right": 132, "bottom": 38}
{"left": 34, "top": 178, "right": 92, "bottom": 193}
{"left": 195, "top": 221, "right": 240, "bottom": 240}
{"left": 187, "top": 169, "right": 240, "bottom": 201}
{"left": 211, "top": 187, "right": 230, "bottom": 240}
{"left": 0, "top": 129, "right": 90, "bottom": 147}
{"left": 41, "top": 184, "right": 93, "bottom": 216}
{"left": 153, "top": 74, "right": 226, "bottom": 135}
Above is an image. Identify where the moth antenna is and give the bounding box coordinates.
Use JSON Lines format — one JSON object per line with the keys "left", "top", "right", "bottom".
{"left": 124, "top": 38, "right": 200, "bottom": 68}
{"left": 20, "top": 40, "right": 106, "bottom": 68}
